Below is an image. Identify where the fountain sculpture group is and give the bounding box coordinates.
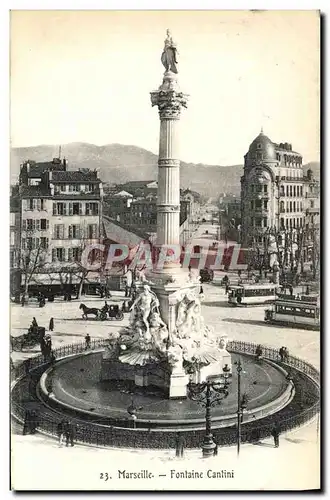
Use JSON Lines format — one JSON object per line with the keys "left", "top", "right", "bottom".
{"left": 101, "top": 31, "right": 232, "bottom": 398}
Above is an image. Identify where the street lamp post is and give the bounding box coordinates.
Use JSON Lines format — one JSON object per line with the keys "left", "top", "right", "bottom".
{"left": 188, "top": 365, "right": 231, "bottom": 458}
{"left": 235, "top": 359, "right": 248, "bottom": 457}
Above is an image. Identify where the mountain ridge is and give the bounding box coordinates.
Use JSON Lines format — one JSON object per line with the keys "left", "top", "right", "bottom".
{"left": 10, "top": 143, "right": 320, "bottom": 197}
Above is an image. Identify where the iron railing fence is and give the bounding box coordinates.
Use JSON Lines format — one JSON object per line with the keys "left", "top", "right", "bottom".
{"left": 11, "top": 338, "right": 320, "bottom": 449}
{"left": 11, "top": 397, "right": 320, "bottom": 450}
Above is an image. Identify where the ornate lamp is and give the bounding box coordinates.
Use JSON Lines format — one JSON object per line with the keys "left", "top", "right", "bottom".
{"left": 187, "top": 365, "right": 231, "bottom": 458}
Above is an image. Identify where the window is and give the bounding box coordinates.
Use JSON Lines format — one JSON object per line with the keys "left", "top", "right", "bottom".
{"left": 60, "top": 184, "right": 67, "bottom": 192}
{"left": 87, "top": 224, "right": 98, "bottom": 239}
{"left": 257, "top": 143, "right": 262, "bottom": 149}
{"left": 256, "top": 218, "right": 262, "bottom": 227}
{"left": 23, "top": 219, "right": 34, "bottom": 231}
{"left": 53, "top": 202, "right": 66, "bottom": 216}
{"left": 263, "top": 217, "right": 268, "bottom": 227}
{"left": 256, "top": 185, "right": 262, "bottom": 193}
{"left": 286, "top": 186, "right": 289, "bottom": 197}
{"left": 280, "top": 201, "right": 285, "bottom": 213}
{"left": 68, "top": 248, "right": 81, "bottom": 262}
{"left": 69, "top": 184, "right": 79, "bottom": 192}
{"left": 293, "top": 186, "right": 296, "bottom": 197}
{"left": 68, "top": 202, "right": 83, "bottom": 215}
{"left": 280, "top": 186, "right": 285, "bottom": 196}
{"left": 25, "top": 237, "right": 40, "bottom": 250}
{"left": 40, "top": 219, "right": 49, "bottom": 230}
{"left": 251, "top": 185, "right": 255, "bottom": 193}
{"left": 289, "top": 219, "right": 292, "bottom": 228}
{"left": 255, "top": 200, "right": 262, "bottom": 209}
{"left": 286, "top": 218, "right": 289, "bottom": 228}
{"left": 24, "top": 198, "right": 42, "bottom": 211}
{"left": 10, "top": 232, "right": 15, "bottom": 245}
{"left": 263, "top": 185, "right": 268, "bottom": 194}
{"left": 86, "top": 184, "right": 95, "bottom": 192}
{"left": 289, "top": 202, "right": 292, "bottom": 213}
{"left": 290, "top": 186, "right": 293, "bottom": 197}
{"left": 40, "top": 237, "right": 49, "bottom": 249}
{"left": 251, "top": 217, "right": 255, "bottom": 227}
{"left": 86, "top": 203, "right": 99, "bottom": 215}
{"left": 310, "top": 200, "right": 315, "bottom": 208}
{"left": 280, "top": 218, "right": 285, "bottom": 229}
{"left": 293, "top": 201, "right": 296, "bottom": 212}
{"left": 54, "top": 224, "right": 64, "bottom": 239}
{"left": 10, "top": 251, "right": 15, "bottom": 268}
{"left": 263, "top": 200, "right": 268, "bottom": 210}
{"left": 250, "top": 200, "right": 254, "bottom": 210}
{"left": 68, "top": 225, "right": 80, "bottom": 239}
{"left": 52, "top": 248, "right": 65, "bottom": 262}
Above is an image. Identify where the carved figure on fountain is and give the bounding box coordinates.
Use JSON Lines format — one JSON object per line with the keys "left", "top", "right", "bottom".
{"left": 110, "top": 283, "right": 170, "bottom": 365}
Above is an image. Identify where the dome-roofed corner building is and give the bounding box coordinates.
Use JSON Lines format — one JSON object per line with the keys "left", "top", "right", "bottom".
{"left": 241, "top": 129, "right": 306, "bottom": 263}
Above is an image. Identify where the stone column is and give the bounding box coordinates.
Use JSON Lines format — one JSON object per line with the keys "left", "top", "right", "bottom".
{"left": 151, "top": 71, "right": 189, "bottom": 273}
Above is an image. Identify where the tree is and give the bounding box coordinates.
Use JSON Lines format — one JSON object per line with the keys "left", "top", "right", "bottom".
{"left": 20, "top": 234, "right": 47, "bottom": 304}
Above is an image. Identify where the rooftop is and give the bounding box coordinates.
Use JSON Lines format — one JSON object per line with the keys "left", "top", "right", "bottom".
{"left": 51, "top": 170, "right": 100, "bottom": 182}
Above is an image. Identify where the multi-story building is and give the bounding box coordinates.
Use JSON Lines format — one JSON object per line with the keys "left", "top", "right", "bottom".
{"left": 103, "top": 182, "right": 194, "bottom": 239}
{"left": 241, "top": 130, "right": 320, "bottom": 268}
{"left": 10, "top": 185, "right": 21, "bottom": 298}
{"left": 15, "top": 158, "right": 103, "bottom": 295}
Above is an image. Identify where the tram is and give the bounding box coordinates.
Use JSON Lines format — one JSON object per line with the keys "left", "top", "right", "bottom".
{"left": 264, "top": 299, "right": 320, "bottom": 330}
{"left": 228, "top": 283, "right": 279, "bottom": 306}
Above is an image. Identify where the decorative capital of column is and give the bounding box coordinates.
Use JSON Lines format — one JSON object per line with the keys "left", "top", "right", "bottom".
{"left": 151, "top": 89, "right": 189, "bottom": 120}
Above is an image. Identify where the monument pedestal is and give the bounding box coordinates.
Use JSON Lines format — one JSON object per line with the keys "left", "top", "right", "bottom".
{"left": 168, "top": 369, "right": 190, "bottom": 399}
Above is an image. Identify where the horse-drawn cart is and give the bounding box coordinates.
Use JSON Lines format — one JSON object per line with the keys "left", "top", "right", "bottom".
{"left": 79, "top": 303, "right": 125, "bottom": 321}
{"left": 11, "top": 326, "right": 46, "bottom": 352}
{"left": 99, "top": 304, "right": 124, "bottom": 321}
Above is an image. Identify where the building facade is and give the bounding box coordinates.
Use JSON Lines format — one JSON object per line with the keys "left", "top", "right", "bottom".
{"left": 241, "top": 130, "right": 320, "bottom": 268}
{"left": 14, "top": 158, "right": 103, "bottom": 295}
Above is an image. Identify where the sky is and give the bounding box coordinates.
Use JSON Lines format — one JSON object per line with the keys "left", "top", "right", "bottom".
{"left": 10, "top": 10, "right": 320, "bottom": 165}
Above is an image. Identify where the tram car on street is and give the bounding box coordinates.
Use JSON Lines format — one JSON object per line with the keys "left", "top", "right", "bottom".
{"left": 264, "top": 299, "right": 320, "bottom": 330}
{"left": 228, "top": 283, "right": 279, "bottom": 306}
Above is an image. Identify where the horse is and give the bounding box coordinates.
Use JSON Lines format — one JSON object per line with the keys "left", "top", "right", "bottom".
{"left": 79, "top": 303, "right": 100, "bottom": 319}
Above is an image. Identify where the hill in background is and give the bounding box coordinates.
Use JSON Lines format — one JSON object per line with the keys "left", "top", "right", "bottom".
{"left": 10, "top": 143, "right": 320, "bottom": 198}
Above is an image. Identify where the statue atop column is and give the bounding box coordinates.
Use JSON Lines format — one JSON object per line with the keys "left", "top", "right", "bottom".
{"left": 161, "top": 29, "right": 178, "bottom": 74}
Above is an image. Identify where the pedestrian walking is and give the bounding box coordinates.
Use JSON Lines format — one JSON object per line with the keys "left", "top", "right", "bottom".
{"left": 21, "top": 294, "right": 26, "bottom": 307}
{"left": 64, "top": 420, "right": 75, "bottom": 447}
{"left": 32, "top": 317, "right": 38, "bottom": 329}
{"left": 271, "top": 424, "right": 280, "bottom": 448}
{"left": 85, "top": 333, "right": 91, "bottom": 350}
{"left": 279, "top": 346, "right": 285, "bottom": 362}
{"left": 175, "top": 432, "right": 185, "bottom": 458}
{"left": 23, "top": 411, "right": 31, "bottom": 435}
{"left": 256, "top": 344, "right": 263, "bottom": 361}
{"left": 214, "top": 443, "right": 218, "bottom": 456}
{"left": 49, "top": 317, "right": 54, "bottom": 332}
{"left": 57, "top": 419, "right": 66, "bottom": 446}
